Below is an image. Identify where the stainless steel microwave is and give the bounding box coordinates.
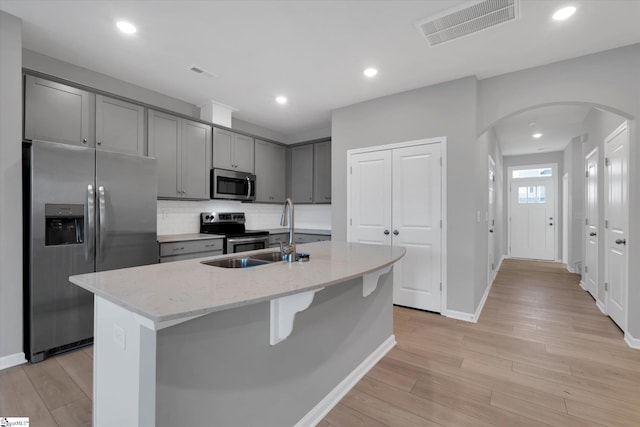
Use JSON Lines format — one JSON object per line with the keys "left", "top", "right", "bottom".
{"left": 210, "top": 168, "right": 256, "bottom": 201}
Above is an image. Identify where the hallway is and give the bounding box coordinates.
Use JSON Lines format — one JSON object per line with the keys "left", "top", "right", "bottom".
{"left": 321, "top": 259, "right": 640, "bottom": 426}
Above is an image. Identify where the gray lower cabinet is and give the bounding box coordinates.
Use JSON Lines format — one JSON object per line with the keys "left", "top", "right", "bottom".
{"left": 269, "top": 233, "right": 288, "bottom": 248}
{"left": 24, "top": 75, "right": 93, "bottom": 147}
{"left": 213, "top": 128, "right": 254, "bottom": 173}
{"left": 159, "top": 239, "right": 224, "bottom": 263}
{"left": 255, "top": 139, "right": 286, "bottom": 203}
{"left": 290, "top": 144, "right": 314, "bottom": 203}
{"left": 295, "top": 233, "right": 331, "bottom": 244}
{"left": 96, "top": 95, "right": 145, "bottom": 156}
{"left": 270, "top": 232, "right": 330, "bottom": 247}
{"left": 149, "top": 110, "right": 211, "bottom": 200}
{"left": 313, "top": 141, "right": 331, "bottom": 203}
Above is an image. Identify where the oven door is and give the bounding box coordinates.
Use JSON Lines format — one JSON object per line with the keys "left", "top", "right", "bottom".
{"left": 226, "top": 236, "right": 269, "bottom": 254}
{"left": 211, "top": 169, "right": 256, "bottom": 201}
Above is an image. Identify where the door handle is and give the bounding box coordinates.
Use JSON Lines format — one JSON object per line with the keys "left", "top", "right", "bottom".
{"left": 384, "top": 230, "right": 390, "bottom": 235}
{"left": 86, "top": 185, "right": 95, "bottom": 261}
{"left": 98, "top": 185, "right": 106, "bottom": 259}
{"left": 615, "top": 238, "right": 626, "bottom": 245}
{"left": 246, "top": 176, "right": 252, "bottom": 199}
{"left": 489, "top": 229, "right": 494, "bottom": 233}
{"left": 393, "top": 230, "right": 399, "bottom": 236}
{"left": 589, "top": 232, "right": 597, "bottom": 237}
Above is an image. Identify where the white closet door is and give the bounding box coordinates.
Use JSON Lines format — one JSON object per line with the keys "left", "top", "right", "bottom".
{"left": 585, "top": 148, "right": 598, "bottom": 299}
{"left": 605, "top": 122, "right": 629, "bottom": 330}
{"left": 392, "top": 144, "right": 442, "bottom": 312}
{"left": 349, "top": 150, "right": 392, "bottom": 245}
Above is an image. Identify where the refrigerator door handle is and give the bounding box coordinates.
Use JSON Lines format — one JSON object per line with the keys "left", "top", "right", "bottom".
{"left": 86, "top": 184, "right": 95, "bottom": 261}
{"left": 98, "top": 185, "right": 106, "bottom": 259}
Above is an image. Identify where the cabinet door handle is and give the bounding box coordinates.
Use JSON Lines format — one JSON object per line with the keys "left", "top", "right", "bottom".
{"left": 615, "top": 238, "right": 626, "bottom": 245}
{"left": 589, "top": 232, "right": 596, "bottom": 237}
{"left": 97, "top": 140, "right": 102, "bottom": 146}
{"left": 83, "top": 138, "right": 87, "bottom": 144}
{"left": 384, "top": 230, "right": 390, "bottom": 235}
{"left": 393, "top": 230, "right": 399, "bottom": 235}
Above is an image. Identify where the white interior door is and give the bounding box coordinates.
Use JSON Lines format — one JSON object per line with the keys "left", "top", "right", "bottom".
{"left": 510, "top": 177, "right": 555, "bottom": 260}
{"left": 488, "top": 156, "right": 496, "bottom": 285}
{"left": 604, "top": 122, "right": 629, "bottom": 330}
{"left": 392, "top": 144, "right": 442, "bottom": 312}
{"left": 585, "top": 148, "right": 598, "bottom": 298}
{"left": 562, "top": 173, "right": 569, "bottom": 266}
{"left": 349, "top": 150, "right": 392, "bottom": 245}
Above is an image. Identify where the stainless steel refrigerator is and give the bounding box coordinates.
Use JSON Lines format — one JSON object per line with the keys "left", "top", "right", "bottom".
{"left": 23, "top": 139, "right": 158, "bottom": 362}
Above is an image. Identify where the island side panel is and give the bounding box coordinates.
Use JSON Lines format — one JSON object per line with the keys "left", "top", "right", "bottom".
{"left": 93, "top": 296, "right": 157, "bottom": 427}
{"left": 155, "top": 271, "right": 394, "bottom": 427}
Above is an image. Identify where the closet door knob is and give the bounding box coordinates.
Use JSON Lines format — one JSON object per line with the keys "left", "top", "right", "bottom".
{"left": 384, "top": 230, "right": 390, "bottom": 235}
{"left": 393, "top": 230, "right": 399, "bottom": 236}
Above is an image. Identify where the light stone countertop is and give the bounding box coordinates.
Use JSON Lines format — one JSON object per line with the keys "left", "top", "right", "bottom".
{"left": 69, "top": 241, "right": 404, "bottom": 324}
{"left": 157, "top": 233, "right": 225, "bottom": 243}
{"left": 261, "top": 228, "right": 332, "bottom": 236}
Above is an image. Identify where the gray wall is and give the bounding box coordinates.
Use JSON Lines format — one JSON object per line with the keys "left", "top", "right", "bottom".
{"left": 503, "top": 151, "right": 565, "bottom": 260}
{"left": 563, "top": 136, "right": 583, "bottom": 273}
{"left": 0, "top": 11, "right": 23, "bottom": 361}
{"left": 156, "top": 273, "right": 393, "bottom": 427}
{"left": 23, "top": 50, "right": 200, "bottom": 118}
{"left": 332, "top": 76, "right": 479, "bottom": 315}
{"left": 580, "top": 108, "right": 626, "bottom": 304}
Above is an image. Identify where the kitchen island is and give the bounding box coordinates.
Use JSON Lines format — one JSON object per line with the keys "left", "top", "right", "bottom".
{"left": 70, "top": 241, "right": 405, "bottom": 427}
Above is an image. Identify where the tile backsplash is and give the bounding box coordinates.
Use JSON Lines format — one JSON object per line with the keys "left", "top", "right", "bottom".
{"left": 157, "top": 200, "right": 331, "bottom": 235}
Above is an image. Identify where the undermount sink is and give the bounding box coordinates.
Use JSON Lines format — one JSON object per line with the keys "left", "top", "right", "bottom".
{"left": 201, "top": 251, "right": 310, "bottom": 268}
{"left": 201, "top": 257, "right": 271, "bottom": 269}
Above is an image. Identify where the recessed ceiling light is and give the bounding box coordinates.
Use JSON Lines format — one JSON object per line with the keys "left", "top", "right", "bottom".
{"left": 116, "top": 21, "right": 137, "bottom": 34}
{"left": 552, "top": 6, "right": 576, "bottom": 21}
{"left": 533, "top": 133, "right": 543, "bottom": 138}
{"left": 275, "top": 96, "right": 287, "bottom": 105}
{"left": 363, "top": 68, "right": 378, "bottom": 78}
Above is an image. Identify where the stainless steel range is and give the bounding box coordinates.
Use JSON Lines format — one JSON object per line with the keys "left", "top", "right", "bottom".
{"left": 200, "top": 212, "right": 269, "bottom": 254}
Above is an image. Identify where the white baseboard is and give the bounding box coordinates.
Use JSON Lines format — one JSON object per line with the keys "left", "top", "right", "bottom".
{"left": 496, "top": 255, "right": 505, "bottom": 273}
{"left": 443, "top": 309, "right": 476, "bottom": 323}
{"left": 595, "top": 300, "right": 606, "bottom": 315}
{"left": 0, "top": 352, "right": 27, "bottom": 371}
{"left": 567, "top": 265, "right": 575, "bottom": 273}
{"left": 624, "top": 332, "right": 640, "bottom": 350}
{"left": 294, "top": 335, "right": 396, "bottom": 427}
{"left": 578, "top": 280, "right": 586, "bottom": 291}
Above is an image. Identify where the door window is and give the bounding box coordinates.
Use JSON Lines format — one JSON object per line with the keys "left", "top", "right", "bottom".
{"left": 518, "top": 185, "right": 546, "bottom": 204}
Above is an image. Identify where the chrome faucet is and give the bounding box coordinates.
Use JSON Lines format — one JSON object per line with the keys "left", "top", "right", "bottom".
{"left": 280, "top": 198, "right": 296, "bottom": 262}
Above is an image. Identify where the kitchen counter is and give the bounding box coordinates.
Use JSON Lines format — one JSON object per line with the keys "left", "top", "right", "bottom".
{"left": 157, "top": 233, "right": 224, "bottom": 243}
{"left": 70, "top": 241, "right": 404, "bottom": 427}
{"left": 262, "top": 227, "right": 331, "bottom": 235}
{"left": 70, "top": 241, "right": 402, "bottom": 325}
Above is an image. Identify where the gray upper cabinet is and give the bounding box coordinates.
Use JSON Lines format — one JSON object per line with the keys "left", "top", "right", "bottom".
{"left": 149, "top": 110, "right": 181, "bottom": 198}
{"left": 181, "top": 120, "right": 212, "bottom": 199}
{"left": 149, "top": 110, "right": 211, "bottom": 200}
{"left": 24, "top": 75, "right": 93, "bottom": 147}
{"left": 95, "top": 95, "right": 145, "bottom": 156}
{"left": 255, "top": 139, "right": 286, "bottom": 203}
{"left": 313, "top": 141, "right": 331, "bottom": 203}
{"left": 290, "top": 144, "right": 314, "bottom": 204}
{"left": 213, "top": 128, "right": 254, "bottom": 173}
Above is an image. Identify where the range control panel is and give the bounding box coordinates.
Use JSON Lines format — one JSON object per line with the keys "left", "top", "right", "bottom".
{"left": 200, "top": 212, "right": 246, "bottom": 224}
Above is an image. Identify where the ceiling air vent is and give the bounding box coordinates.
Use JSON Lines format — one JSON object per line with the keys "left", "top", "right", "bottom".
{"left": 187, "top": 64, "right": 216, "bottom": 78}
{"left": 416, "top": 0, "right": 519, "bottom": 47}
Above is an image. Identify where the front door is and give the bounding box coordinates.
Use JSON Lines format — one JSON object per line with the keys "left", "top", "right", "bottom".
{"left": 585, "top": 148, "right": 598, "bottom": 299}
{"left": 510, "top": 170, "right": 556, "bottom": 260}
{"left": 605, "top": 122, "right": 629, "bottom": 330}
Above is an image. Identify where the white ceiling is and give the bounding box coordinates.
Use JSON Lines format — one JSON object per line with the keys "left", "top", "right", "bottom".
{"left": 494, "top": 105, "right": 592, "bottom": 156}
{"left": 2, "top": 0, "right": 640, "bottom": 138}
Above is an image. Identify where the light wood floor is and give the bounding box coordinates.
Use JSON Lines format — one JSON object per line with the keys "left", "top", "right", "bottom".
{"left": 2, "top": 259, "right": 639, "bottom": 426}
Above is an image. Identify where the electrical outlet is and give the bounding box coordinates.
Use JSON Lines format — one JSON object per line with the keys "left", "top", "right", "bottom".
{"left": 113, "top": 323, "right": 126, "bottom": 349}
